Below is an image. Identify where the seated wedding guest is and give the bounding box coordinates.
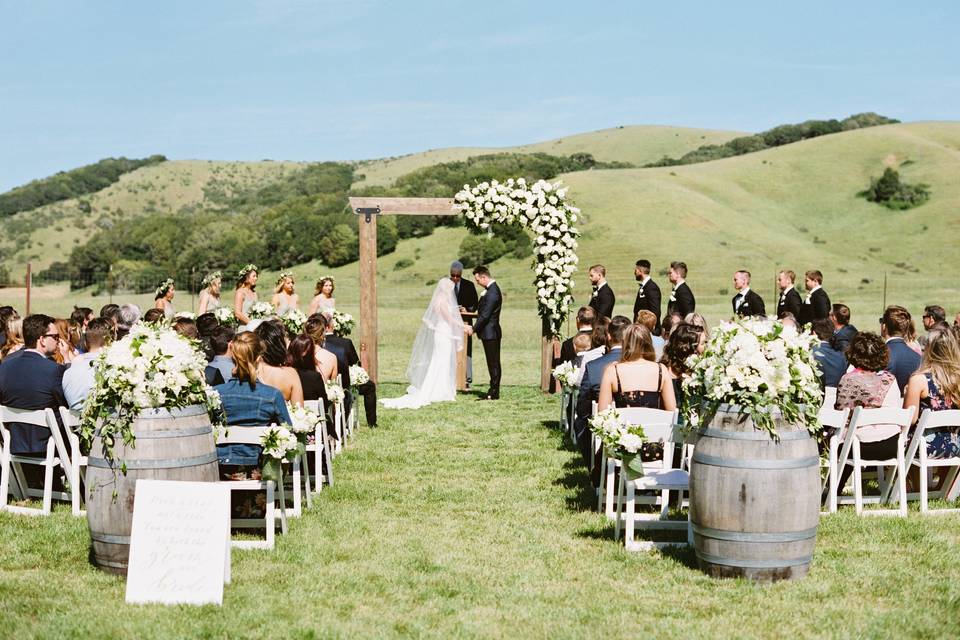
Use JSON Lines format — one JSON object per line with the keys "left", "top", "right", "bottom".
{"left": 776, "top": 270, "right": 802, "bottom": 319}
{"left": 829, "top": 304, "right": 857, "bottom": 352}
{"left": 69, "top": 306, "right": 94, "bottom": 352}
{"left": 812, "top": 319, "right": 847, "bottom": 388}
{"left": 308, "top": 276, "right": 336, "bottom": 316}
{"left": 919, "top": 305, "right": 949, "bottom": 349}
{"left": 0, "top": 306, "right": 19, "bottom": 349}
{"left": 254, "top": 320, "right": 303, "bottom": 405}
{"left": 304, "top": 314, "right": 340, "bottom": 383}
{"left": 172, "top": 317, "right": 199, "bottom": 340}
{"left": 0, "top": 314, "right": 68, "bottom": 461}
{"left": 684, "top": 312, "right": 707, "bottom": 333}
{"left": 880, "top": 305, "right": 922, "bottom": 391}
{"left": 559, "top": 306, "right": 596, "bottom": 365}
{"left": 286, "top": 334, "right": 330, "bottom": 406}
{"left": 0, "top": 317, "right": 24, "bottom": 360}
{"left": 214, "top": 332, "right": 291, "bottom": 475}
{"left": 780, "top": 313, "right": 799, "bottom": 330}
{"left": 903, "top": 327, "right": 960, "bottom": 460}
{"left": 574, "top": 315, "right": 632, "bottom": 470}
{"left": 116, "top": 304, "right": 141, "bottom": 340}
{"left": 798, "top": 270, "right": 831, "bottom": 327}
{"left": 52, "top": 318, "right": 77, "bottom": 365}
{"left": 99, "top": 303, "right": 119, "bottom": 320}
{"left": 208, "top": 325, "right": 236, "bottom": 383}
{"left": 62, "top": 318, "right": 113, "bottom": 410}
{"left": 636, "top": 310, "right": 665, "bottom": 360}
{"left": 661, "top": 322, "right": 706, "bottom": 406}
{"left": 571, "top": 333, "right": 594, "bottom": 385}
{"left": 321, "top": 315, "right": 378, "bottom": 428}
{"left": 661, "top": 311, "right": 684, "bottom": 341}
{"left": 827, "top": 332, "right": 901, "bottom": 498}
{"left": 196, "top": 312, "right": 219, "bottom": 360}
{"left": 587, "top": 264, "right": 615, "bottom": 319}
{"left": 142, "top": 307, "right": 166, "bottom": 324}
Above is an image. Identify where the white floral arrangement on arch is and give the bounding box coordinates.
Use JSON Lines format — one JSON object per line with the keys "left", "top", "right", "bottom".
{"left": 682, "top": 317, "right": 822, "bottom": 439}
{"left": 281, "top": 308, "right": 308, "bottom": 335}
{"left": 79, "top": 324, "right": 223, "bottom": 471}
{"left": 330, "top": 310, "right": 354, "bottom": 337}
{"left": 552, "top": 361, "right": 579, "bottom": 389}
{"left": 454, "top": 177, "right": 579, "bottom": 337}
{"left": 247, "top": 300, "right": 276, "bottom": 320}
{"left": 214, "top": 307, "right": 237, "bottom": 327}
{"left": 349, "top": 364, "right": 369, "bottom": 387}
{"left": 326, "top": 380, "right": 345, "bottom": 406}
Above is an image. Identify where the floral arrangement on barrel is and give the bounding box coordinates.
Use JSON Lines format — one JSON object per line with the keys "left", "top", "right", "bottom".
{"left": 455, "top": 177, "right": 580, "bottom": 337}
{"left": 329, "top": 310, "right": 354, "bottom": 337}
{"left": 281, "top": 308, "right": 308, "bottom": 336}
{"left": 589, "top": 407, "right": 647, "bottom": 479}
{"left": 552, "top": 361, "right": 579, "bottom": 390}
{"left": 348, "top": 364, "right": 369, "bottom": 388}
{"left": 79, "top": 323, "right": 223, "bottom": 472}
{"left": 682, "top": 316, "right": 822, "bottom": 438}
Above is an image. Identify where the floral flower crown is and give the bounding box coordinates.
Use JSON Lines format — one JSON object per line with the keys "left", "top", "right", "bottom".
{"left": 155, "top": 278, "right": 175, "bottom": 297}
{"left": 277, "top": 271, "right": 295, "bottom": 285}
{"left": 316, "top": 275, "right": 334, "bottom": 286}
{"left": 237, "top": 264, "right": 258, "bottom": 281}
{"left": 201, "top": 271, "right": 222, "bottom": 288}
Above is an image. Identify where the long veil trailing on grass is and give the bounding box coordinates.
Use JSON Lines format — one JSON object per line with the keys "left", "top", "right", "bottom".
{"left": 381, "top": 278, "right": 464, "bottom": 409}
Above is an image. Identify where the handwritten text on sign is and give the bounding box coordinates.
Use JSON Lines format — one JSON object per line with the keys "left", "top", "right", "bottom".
{"left": 125, "top": 479, "right": 230, "bottom": 606}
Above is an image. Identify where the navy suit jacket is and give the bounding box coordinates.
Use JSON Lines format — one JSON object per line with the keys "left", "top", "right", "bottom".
{"left": 574, "top": 347, "right": 622, "bottom": 439}
{"left": 0, "top": 351, "right": 68, "bottom": 454}
{"left": 885, "top": 338, "right": 921, "bottom": 393}
{"left": 813, "top": 341, "right": 848, "bottom": 388}
{"left": 832, "top": 324, "right": 857, "bottom": 352}
{"left": 474, "top": 282, "right": 503, "bottom": 341}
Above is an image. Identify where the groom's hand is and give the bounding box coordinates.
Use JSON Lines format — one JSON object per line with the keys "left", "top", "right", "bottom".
{"left": 464, "top": 325, "right": 473, "bottom": 336}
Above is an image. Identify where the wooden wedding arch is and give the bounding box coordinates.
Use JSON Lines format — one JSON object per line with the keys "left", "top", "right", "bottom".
{"left": 348, "top": 196, "right": 556, "bottom": 391}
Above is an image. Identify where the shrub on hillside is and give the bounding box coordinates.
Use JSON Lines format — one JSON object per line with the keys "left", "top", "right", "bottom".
{"left": 860, "top": 168, "right": 930, "bottom": 210}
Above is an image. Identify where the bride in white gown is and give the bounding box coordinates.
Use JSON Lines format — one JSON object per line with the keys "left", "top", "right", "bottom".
{"left": 381, "top": 277, "right": 464, "bottom": 409}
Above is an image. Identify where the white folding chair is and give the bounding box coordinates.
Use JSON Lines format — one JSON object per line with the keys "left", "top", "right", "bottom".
{"left": 0, "top": 406, "right": 69, "bottom": 516}
{"left": 818, "top": 405, "right": 850, "bottom": 503}
{"left": 215, "top": 425, "right": 288, "bottom": 550}
{"left": 829, "top": 406, "right": 915, "bottom": 517}
{"left": 559, "top": 388, "right": 571, "bottom": 433}
{"left": 596, "top": 408, "right": 678, "bottom": 523}
{"left": 54, "top": 407, "right": 87, "bottom": 516}
{"left": 348, "top": 389, "right": 359, "bottom": 433}
{"left": 823, "top": 386, "right": 838, "bottom": 412}
{"left": 900, "top": 409, "right": 960, "bottom": 514}
{"left": 332, "top": 401, "right": 345, "bottom": 454}
{"left": 615, "top": 423, "right": 693, "bottom": 551}
{"left": 304, "top": 399, "right": 333, "bottom": 491}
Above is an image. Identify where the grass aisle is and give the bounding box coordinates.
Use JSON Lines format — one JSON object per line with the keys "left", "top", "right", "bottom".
{"left": 2, "top": 385, "right": 960, "bottom": 638}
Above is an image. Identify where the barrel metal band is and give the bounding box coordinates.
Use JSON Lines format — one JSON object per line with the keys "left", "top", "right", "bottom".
{"left": 697, "top": 550, "right": 813, "bottom": 569}
{"left": 90, "top": 532, "right": 131, "bottom": 545}
{"left": 692, "top": 523, "right": 818, "bottom": 543}
{"left": 94, "top": 559, "right": 130, "bottom": 569}
{"left": 701, "top": 428, "right": 810, "bottom": 442}
{"left": 692, "top": 452, "right": 820, "bottom": 470}
{"left": 87, "top": 451, "right": 218, "bottom": 470}
{"left": 132, "top": 426, "right": 213, "bottom": 439}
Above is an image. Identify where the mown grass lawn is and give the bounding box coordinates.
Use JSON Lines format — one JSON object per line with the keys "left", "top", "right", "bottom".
{"left": 1, "top": 384, "right": 959, "bottom": 638}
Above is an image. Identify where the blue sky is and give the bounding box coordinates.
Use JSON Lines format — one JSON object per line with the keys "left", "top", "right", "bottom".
{"left": 1, "top": 0, "right": 957, "bottom": 191}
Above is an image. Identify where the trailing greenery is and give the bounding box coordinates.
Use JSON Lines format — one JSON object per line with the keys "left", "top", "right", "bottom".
{"left": 0, "top": 155, "right": 167, "bottom": 216}
{"left": 859, "top": 167, "right": 931, "bottom": 210}
{"left": 646, "top": 113, "right": 899, "bottom": 167}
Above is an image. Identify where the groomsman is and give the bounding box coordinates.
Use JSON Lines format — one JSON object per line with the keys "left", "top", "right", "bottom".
{"left": 798, "top": 270, "right": 831, "bottom": 327}
{"left": 666, "top": 261, "right": 695, "bottom": 319}
{"left": 588, "top": 265, "right": 615, "bottom": 319}
{"left": 731, "top": 270, "right": 766, "bottom": 317}
{"left": 451, "top": 261, "right": 479, "bottom": 387}
{"left": 776, "top": 270, "right": 802, "bottom": 319}
{"left": 632, "top": 259, "right": 662, "bottom": 333}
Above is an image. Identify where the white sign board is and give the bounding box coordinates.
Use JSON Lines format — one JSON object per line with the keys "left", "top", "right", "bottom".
{"left": 125, "top": 479, "right": 231, "bottom": 606}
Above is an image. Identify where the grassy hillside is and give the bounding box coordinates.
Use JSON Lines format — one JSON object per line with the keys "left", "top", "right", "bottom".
{"left": 354, "top": 125, "right": 745, "bottom": 187}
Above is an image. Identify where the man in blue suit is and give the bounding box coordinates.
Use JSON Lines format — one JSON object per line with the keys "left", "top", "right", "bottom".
{"left": 466, "top": 265, "right": 502, "bottom": 400}
{"left": 881, "top": 305, "right": 922, "bottom": 392}
{"left": 812, "top": 319, "right": 847, "bottom": 388}
{"left": 0, "top": 314, "right": 68, "bottom": 466}
{"left": 573, "top": 315, "right": 632, "bottom": 471}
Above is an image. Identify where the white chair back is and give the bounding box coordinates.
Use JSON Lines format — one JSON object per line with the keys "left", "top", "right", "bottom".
{"left": 818, "top": 406, "right": 850, "bottom": 431}
{"left": 216, "top": 425, "right": 277, "bottom": 446}
{"left": 617, "top": 407, "right": 680, "bottom": 443}
{"left": 822, "top": 386, "right": 838, "bottom": 411}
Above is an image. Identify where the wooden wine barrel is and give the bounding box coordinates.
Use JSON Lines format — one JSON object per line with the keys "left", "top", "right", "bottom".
{"left": 689, "top": 404, "right": 820, "bottom": 582}
{"left": 85, "top": 405, "right": 219, "bottom": 575}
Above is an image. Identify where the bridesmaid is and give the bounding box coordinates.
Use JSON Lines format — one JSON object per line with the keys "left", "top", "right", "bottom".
{"left": 272, "top": 271, "right": 299, "bottom": 316}
{"left": 234, "top": 264, "right": 259, "bottom": 328}
{"left": 154, "top": 278, "right": 176, "bottom": 321}
{"left": 308, "top": 276, "right": 336, "bottom": 316}
{"left": 198, "top": 271, "right": 222, "bottom": 315}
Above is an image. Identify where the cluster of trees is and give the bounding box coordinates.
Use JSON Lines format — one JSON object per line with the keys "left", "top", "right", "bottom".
{"left": 647, "top": 113, "right": 900, "bottom": 167}
{"left": 0, "top": 155, "right": 167, "bottom": 216}
{"left": 860, "top": 167, "right": 931, "bottom": 210}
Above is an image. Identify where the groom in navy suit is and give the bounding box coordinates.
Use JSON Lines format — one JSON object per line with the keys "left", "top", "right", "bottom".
{"left": 466, "top": 265, "right": 502, "bottom": 400}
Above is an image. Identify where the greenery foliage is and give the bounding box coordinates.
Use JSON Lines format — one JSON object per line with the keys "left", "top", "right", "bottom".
{"left": 0, "top": 155, "right": 167, "bottom": 216}
{"left": 647, "top": 113, "right": 899, "bottom": 167}
{"left": 859, "top": 167, "right": 931, "bottom": 210}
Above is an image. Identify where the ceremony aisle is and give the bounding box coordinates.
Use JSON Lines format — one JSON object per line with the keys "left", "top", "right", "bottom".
{"left": 1, "top": 385, "right": 959, "bottom": 638}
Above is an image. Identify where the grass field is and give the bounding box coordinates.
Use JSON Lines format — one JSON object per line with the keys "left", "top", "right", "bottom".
{"left": 1, "top": 386, "right": 958, "bottom": 638}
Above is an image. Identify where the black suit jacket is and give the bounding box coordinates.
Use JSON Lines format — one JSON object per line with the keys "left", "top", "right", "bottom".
{"left": 666, "top": 282, "right": 695, "bottom": 318}
{"left": 777, "top": 288, "right": 802, "bottom": 319}
{"left": 559, "top": 329, "right": 592, "bottom": 364}
{"left": 0, "top": 351, "right": 67, "bottom": 454}
{"left": 455, "top": 279, "right": 479, "bottom": 318}
{"left": 798, "top": 288, "right": 831, "bottom": 326}
{"left": 474, "top": 282, "right": 503, "bottom": 341}
{"left": 733, "top": 289, "right": 766, "bottom": 317}
{"left": 589, "top": 283, "right": 615, "bottom": 320}
{"left": 633, "top": 278, "right": 662, "bottom": 329}
{"left": 322, "top": 334, "right": 353, "bottom": 389}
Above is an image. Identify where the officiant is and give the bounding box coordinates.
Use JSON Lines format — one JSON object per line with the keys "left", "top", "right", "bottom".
{"left": 451, "top": 261, "right": 479, "bottom": 388}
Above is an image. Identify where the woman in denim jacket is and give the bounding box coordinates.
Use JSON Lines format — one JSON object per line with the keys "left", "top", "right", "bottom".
{"left": 215, "top": 331, "right": 292, "bottom": 477}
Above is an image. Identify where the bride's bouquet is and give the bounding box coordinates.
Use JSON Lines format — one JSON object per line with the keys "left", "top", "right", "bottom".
{"left": 281, "top": 308, "right": 308, "bottom": 335}
{"left": 214, "top": 307, "right": 238, "bottom": 327}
